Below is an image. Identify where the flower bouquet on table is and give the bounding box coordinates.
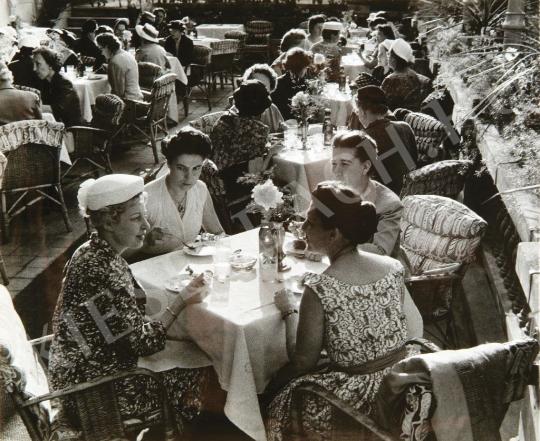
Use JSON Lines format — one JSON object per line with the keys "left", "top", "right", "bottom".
{"left": 290, "top": 91, "right": 325, "bottom": 149}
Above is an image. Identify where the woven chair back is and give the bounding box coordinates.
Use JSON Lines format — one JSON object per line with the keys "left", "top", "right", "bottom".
{"left": 138, "top": 62, "right": 163, "bottom": 90}
{"left": 400, "top": 195, "right": 487, "bottom": 273}
{"left": 0, "top": 120, "right": 64, "bottom": 190}
{"left": 148, "top": 73, "right": 176, "bottom": 122}
{"left": 13, "top": 84, "right": 42, "bottom": 106}
{"left": 400, "top": 159, "right": 473, "bottom": 199}
{"left": 93, "top": 93, "right": 125, "bottom": 129}
{"left": 189, "top": 111, "right": 226, "bottom": 135}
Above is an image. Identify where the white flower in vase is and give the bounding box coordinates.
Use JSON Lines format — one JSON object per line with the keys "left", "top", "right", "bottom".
{"left": 252, "top": 179, "right": 284, "bottom": 212}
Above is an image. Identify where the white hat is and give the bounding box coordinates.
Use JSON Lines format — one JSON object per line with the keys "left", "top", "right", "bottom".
{"left": 380, "top": 39, "right": 394, "bottom": 51}
{"left": 135, "top": 23, "right": 159, "bottom": 43}
{"left": 78, "top": 174, "right": 144, "bottom": 214}
{"left": 180, "top": 16, "right": 191, "bottom": 24}
{"left": 322, "top": 21, "right": 343, "bottom": 32}
{"left": 390, "top": 38, "right": 414, "bottom": 64}
{"left": 19, "top": 34, "right": 41, "bottom": 49}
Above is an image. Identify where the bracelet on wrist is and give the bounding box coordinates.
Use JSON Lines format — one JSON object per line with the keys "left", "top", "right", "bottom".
{"left": 166, "top": 306, "right": 179, "bottom": 318}
{"left": 281, "top": 309, "right": 298, "bottom": 320}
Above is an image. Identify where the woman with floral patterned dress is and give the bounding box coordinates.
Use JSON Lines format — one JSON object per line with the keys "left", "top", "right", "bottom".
{"left": 48, "top": 174, "right": 211, "bottom": 435}
{"left": 266, "top": 181, "right": 422, "bottom": 441}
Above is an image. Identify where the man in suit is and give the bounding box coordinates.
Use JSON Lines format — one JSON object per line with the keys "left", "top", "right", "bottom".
{"left": 0, "top": 61, "right": 42, "bottom": 125}
{"left": 164, "top": 20, "right": 194, "bottom": 68}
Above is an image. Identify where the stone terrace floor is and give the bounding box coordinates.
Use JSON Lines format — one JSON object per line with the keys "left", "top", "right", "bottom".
{"left": 2, "top": 81, "right": 513, "bottom": 440}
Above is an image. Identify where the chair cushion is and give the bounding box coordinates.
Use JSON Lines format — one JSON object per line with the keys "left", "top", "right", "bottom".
{"left": 0, "top": 286, "right": 52, "bottom": 441}
{"left": 401, "top": 195, "right": 487, "bottom": 272}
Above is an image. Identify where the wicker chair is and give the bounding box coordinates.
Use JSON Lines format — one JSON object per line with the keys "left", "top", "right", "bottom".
{"left": 0, "top": 284, "right": 177, "bottom": 441}
{"left": 63, "top": 93, "right": 126, "bottom": 180}
{"left": 209, "top": 39, "right": 240, "bottom": 91}
{"left": 243, "top": 20, "right": 273, "bottom": 63}
{"left": 400, "top": 159, "right": 473, "bottom": 199}
{"left": 183, "top": 46, "right": 212, "bottom": 117}
{"left": 400, "top": 195, "right": 487, "bottom": 347}
{"left": 123, "top": 73, "right": 177, "bottom": 163}
{"left": 189, "top": 110, "right": 226, "bottom": 135}
{"left": 0, "top": 152, "right": 8, "bottom": 284}
{"left": 138, "top": 61, "right": 163, "bottom": 94}
{"left": 394, "top": 108, "right": 448, "bottom": 166}
{"left": 293, "top": 338, "right": 539, "bottom": 441}
{"left": 421, "top": 87, "right": 455, "bottom": 124}
{"left": 13, "top": 85, "right": 42, "bottom": 106}
{"left": 224, "top": 30, "right": 247, "bottom": 74}
{"left": 0, "top": 120, "right": 71, "bottom": 243}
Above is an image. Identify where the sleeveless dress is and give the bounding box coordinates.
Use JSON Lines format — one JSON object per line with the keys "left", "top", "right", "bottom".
{"left": 266, "top": 262, "right": 411, "bottom": 441}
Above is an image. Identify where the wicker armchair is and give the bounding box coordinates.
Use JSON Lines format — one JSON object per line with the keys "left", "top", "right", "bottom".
{"left": 224, "top": 30, "right": 247, "bottom": 74}
{"left": 394, "top": 108, "right": 448, "bottom": 166}
{"left": 123, "top": 73, "right": 177, "bottom": 163}
{"left": 400, "top": 159, "right": 473, "bottom": 199}
{"left": 183, "top": 45, "right": 212, "bottom": 117}
{"left": 138, "top": 61, "right": 163, "bottom": 95}
{"left": 0, "top": 285, "right": 177, "bottom": 441}
{"left": 243, "top": 20, "right": 273, "bottom": 63}
{"left": 13, "top": 85, "right": 42, "bottom": 106}
{"left": 0, "top": 120, "right": 71, "bottom": 243}
{"left": 209, "top": 39, "right": 240, "bottom": 91}
{"left": 63, "top": 93, "right": 126, "bottom": 180}
{"left": 400, "top": 195, "right": 487, "bottom": 347}
{"left": 189, "top": 110, "right": 226, "bottom": 135}
{"left": 293, "top": 338, "right": 539, "bottom": 441}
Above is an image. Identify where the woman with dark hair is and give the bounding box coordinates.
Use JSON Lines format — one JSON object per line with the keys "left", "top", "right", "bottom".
{"left": 45, "top": 28, "right": 78, "bottom": 66}
{"left": 310, "top": 21, "right": 342, "bottom": 61}
{"left": 113, "top": 18, "right": 132, "bottom": 50}
{"left": 359, "top": 23, "right": 395, "bottom": 80}
{"left": 32, "top": 47, "right": 81, "bottom": 126}
{"left": 306, "top": 14, "right": 326, "bottom": 47}
{"left": 271, "top": 29, "right": 308, "bottom": 76}
{"left": 266, "top": 180, "right": 422, "bottom": 441}
{"left": 141, "top": 127, "right": 223, "bottom": 256}
{"left": 96, "top": 32, "right": 143, "bottom": 101}
{"left": 241, "top": 64, "right": 284, "bottom": 132}
{"left": 331, "top": 130, "right": 403, "bottom": 256}
{"left": 48, "top": 174, "right": 211, "bottom": 435}
{"left": 381, "top": 38, "right": 432, "bottom": 111}
{"left": 271, "top": 48, "right": 311, "bottom": 120}
{"left": 74, "top": 19, "right": 105, "bottom": 69}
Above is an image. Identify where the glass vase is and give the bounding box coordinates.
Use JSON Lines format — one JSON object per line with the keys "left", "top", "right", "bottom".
{"left": 299, "top": 121, "right": 309, "bottom": 150}
{"left": 272, "top": 222, "right": 290, "bottom": 274}
{"left": 259, "top": 220, "right": 278, "bottom": 282}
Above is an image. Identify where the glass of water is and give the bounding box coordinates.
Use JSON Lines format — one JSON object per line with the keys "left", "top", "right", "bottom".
{"left": 213, "top": 240, "right": 231, "bottom": 283}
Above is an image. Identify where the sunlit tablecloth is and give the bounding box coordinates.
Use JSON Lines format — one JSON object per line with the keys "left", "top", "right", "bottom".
{"left": 273, "top": 144, "right": 332, "bottom": 214}
{"left": 166, "top": 56, "right": 187, "bottom": 85}
{"left": 321, "top": 83, "right": 354, "bottom": 127}
{"left": 192, "top": 37, "right": 222, "bottom": 50}
{"left": 41, "top": 113, "right": 72, "bottom": 165}
{"left": 196, "top": 24, "right": 244, "bottom": 40}
{"left": 131, "top": 229, "right": 327, "bottom": 441}
{"left": 341, "top": 52, "right": 370, "bottom": 81}
{"left": 70, "top": 74, "right": 111, "bottom": 123}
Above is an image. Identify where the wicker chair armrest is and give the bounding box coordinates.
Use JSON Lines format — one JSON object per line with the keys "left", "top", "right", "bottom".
{"left": 125, "top": 99, "right": 150, "bottom": 108}
{"left": 405, "top": 272, "right": 461, "bottom": 284}
{"left": 28, "top": 334, "right": 53, "bottom": 346}
{"left": 21, "top": 368, "right": 160, "bottom": 408}
{"left": 294, "top": 384, "right": 396, "bottom": 441}
{"left": 67, "top": 126, "right": 108, "bottom": 136}
{"left": 405, "top": 337, "right": 442, "bottom": 353}
{"left": 141, "top": 90, "right": 152, "bottom": 101}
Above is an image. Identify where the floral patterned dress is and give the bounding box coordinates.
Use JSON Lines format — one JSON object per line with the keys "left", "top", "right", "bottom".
{"left": 266, "top": 264, "right": 411, "bottom": 441}
{"left": 48, "top": 233, "right": 208, "bottom": 428}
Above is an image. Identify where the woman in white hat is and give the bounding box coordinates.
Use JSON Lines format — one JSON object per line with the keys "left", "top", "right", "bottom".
{"left": 96, "top": 32, "right": 143, "bottom": 101}
{"left": 310, "top": 21, "right": 343, "bottom": 62}
{"left": 381, "top": 38, "right": 432, "bottom": 111}
{"left": 48, "top": 174, "right": 211, "bottom": 435}
{"left": 135, "top": 23, "right": 170, "bottom": 70}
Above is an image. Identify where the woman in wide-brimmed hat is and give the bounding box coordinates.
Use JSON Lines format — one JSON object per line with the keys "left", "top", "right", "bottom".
{"left": 134, "top": 23, "right": 170, "bottom": 70}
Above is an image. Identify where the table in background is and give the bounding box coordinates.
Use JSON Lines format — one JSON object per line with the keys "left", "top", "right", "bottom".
{"left": 341, "top": 52, "right": 370, "bottom": 83}
{"left": 131, "top": 229, "right": 327, "bottom": 441}
{"left": 69, "top": 74, "right": 111, "bottom": 123}
{"left": 196, "top": 24, "right": 245, "bottom": 40}
{"left": 273, "top": 142, "right": 332, "bottom": 213}
{"left": 166, "top": 56, "right": 188, "bottom": 85}
{"left": 321, "top": 83, "right": 354, "bottom": 127}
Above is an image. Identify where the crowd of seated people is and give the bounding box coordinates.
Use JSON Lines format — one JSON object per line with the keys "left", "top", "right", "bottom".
{"left": 0, "top": 8, "right": 469, "bottom": 441}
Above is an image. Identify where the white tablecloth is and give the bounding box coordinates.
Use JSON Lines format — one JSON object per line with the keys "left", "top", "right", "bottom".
{"left": 341, "top": 52, "right": 370, "bottom": 81}
{"left": 321, "top": 84, "right": 354, "bottom": 128}
{"left": 42, "top": 112, "right": 72, "bottom": 165}
{"left": 274, "top": 146, "right": 332, "bottom": 213}
{"left": 70, "top": 74, "right": 111, "bottom": 122}
{"left": 192, "top": 37, "right": 222, "bottom": 50}
{"left": 167, "top": 56, "right": 188, "bottom": 85}
{"left": 196, "top": 24, "right": 245, "bottom": 40}
{"left": 131, "top": 229, "right": 328, "bottom": 441}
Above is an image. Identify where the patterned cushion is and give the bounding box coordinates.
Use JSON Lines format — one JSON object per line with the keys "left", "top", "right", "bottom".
{"left": 395, "top": 109, "right": 447, "bottom": 166}
{"left": 0, "top": 120, "right": 64, "bottom": 154}
{"left": 189, "top": 111, "right": 226, "bottom": 135}
{"left": 400, "top": 195, "right": 487, "bottom": 272}
{"left": 353, "top": 72, "right": 380, "bottom": 88}
{"left": 93, "top": 94, "right": 125, "bottom": 128}
{"left": 401, "top": 384, "right": 435, "bottom": 441}
{"left": 400, "top": 160, "right": 473, "bottom": 199}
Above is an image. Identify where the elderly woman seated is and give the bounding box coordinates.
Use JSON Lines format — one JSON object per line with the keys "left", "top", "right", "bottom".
{"left": 32, "top": 47, "right": 81, "bottom": 126}
{"left": 48, "top": 174, "right": 212, "bottom": 435}
{"left": 271, "top": 29, "right": 308, "bottom": 76}
{"left": 381, "top": 38, "right": 432, "bottom": 111}
{"left": 331, "top": 130, "right": 403, "bottom": 256}
{"left": 139, "top": 128, "right": 224, "bottom": 256}
{"left": 0, "top": 61, "right": 41, "bottom": 125}
{"left": 271, "top": 48, "right": 312, "bottom": 121}
{"left": 265, "top": 181, "right": 422, "bottom": 441}
{"left": 240, "top": 64, "right": 284, "bottom": 132}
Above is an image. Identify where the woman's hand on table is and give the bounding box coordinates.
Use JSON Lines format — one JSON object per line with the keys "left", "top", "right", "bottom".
{"left": 181, "top": 272, "right": 212, "bottom": 305}
{"left": 274, "top": 289, "right": 296, "bottom": 314}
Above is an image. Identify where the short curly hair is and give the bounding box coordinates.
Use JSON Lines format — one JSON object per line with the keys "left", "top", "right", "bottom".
{"left": 280, "top": 29, "right": 307, "bottom": 52}
{"left": 96, "top": 33, "right": 122, "bottom": 53}
{"left": 242, "top": 63, "right": 278, "bottom": 92}
{"left": 308, "top": 14, "right": 326, "bottom": 33}
{"left": 283, "top": 47, "right": 312, "bottom": 76}
{"left": 32, "top": 47, "right": 62, "bottom": 73}
{"left": 162, "top": 127, "right": 212, "bottom": 163}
